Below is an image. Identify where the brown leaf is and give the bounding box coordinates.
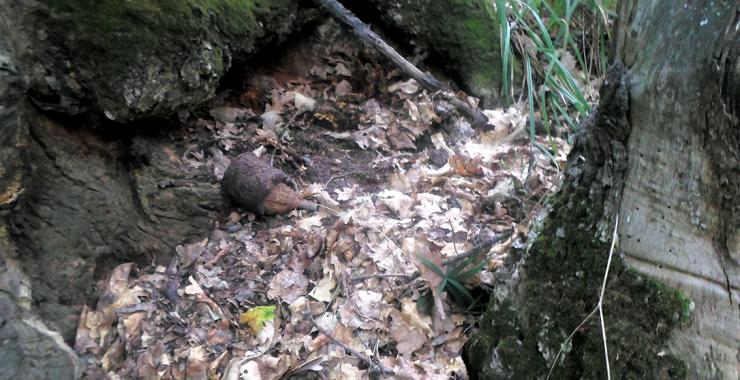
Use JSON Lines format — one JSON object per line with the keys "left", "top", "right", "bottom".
{"left": 404, "top": 236, "right": 449, "bottom": 327}
{"left": 387, "top": 123, "right": 416, "bottom": 150}
{"left": 267, "top": 269, "right": 309, "bottom": 304}
{"left": 185, "top": 346, "right": 208, "bottom": 380}
{"left": 207, "top": 320, "right": 234, "bottom": 345}
{"left": 390, "top": 310, "right": 427, "bottom": 354}
{"left": 405, "top": 237, "right": 443, "bottom": 293}
{"left": 449, "top": 154, "right": 483, "bottom": 177}
{"left": 123, "top": 312, "right": 145, "bottom": 351}
{"left": 176, "top": 239, "right": 206, "bottom": 269}
{"left": 101, "top": 338, "right": 125, "bottom": 372}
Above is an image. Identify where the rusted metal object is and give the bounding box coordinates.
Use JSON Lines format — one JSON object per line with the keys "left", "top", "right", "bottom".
{"left": 221, "top": 153, "right": 317, "bottom": 216}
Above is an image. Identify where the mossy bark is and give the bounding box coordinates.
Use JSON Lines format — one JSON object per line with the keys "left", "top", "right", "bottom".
{"left": 4, "top": 0, "right": 305, "bottom": 121}
{"left": 466, "top": 64, "right": 689, "bottom": 379}
{"left": 466, "top": 0, "right": 739, "bottom": 378}
{"left": 0, "top": 0, "right": 310, "bottom": 360}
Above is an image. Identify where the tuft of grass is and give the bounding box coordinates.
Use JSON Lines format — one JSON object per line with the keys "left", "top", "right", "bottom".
{"left": 416, "top": 254, "right": 487, "bottom": 314}
{"left": 495, "top": 0, "right": 614, "bottom": 141}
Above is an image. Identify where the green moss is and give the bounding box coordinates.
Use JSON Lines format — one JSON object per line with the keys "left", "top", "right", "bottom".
{"left": 467, "top": 183, "right": 692, "bottom": 379}
{"left": 675, "top": 288, "right": 695, "bottom": 323}
{"left": 428, "top": 0, "right": 504, "bottom": 103}
{"left": 42, "top": 0, "right": 286, "bottom": 61}
{"left": 34, "top": 0, "right": 295, "bottom": 118}
{"left": 370, "top": 0, "right": 515, "bottom": 105}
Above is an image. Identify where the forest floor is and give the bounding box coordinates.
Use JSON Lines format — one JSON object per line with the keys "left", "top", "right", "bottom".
{"left": 73, "top": 21, "right": 589, "bottom": 379}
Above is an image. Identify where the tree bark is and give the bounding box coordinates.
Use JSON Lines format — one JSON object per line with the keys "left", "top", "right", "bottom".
{"left": 0, "top": 38, "right": 81, "bottom": 380}
{"left": 466, "top": 1, "right": 738, "bottom": 379}
{"left": 0, "top": 1, "right": 309, "bottom": 375}
{"left": 613, "top": 0, "right": 739, "bottom": 377}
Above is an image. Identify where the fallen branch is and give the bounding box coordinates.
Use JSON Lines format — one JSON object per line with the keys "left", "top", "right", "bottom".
{"left": 316, "top": 0, "right": 489, "bottom": 128}
{"left": 442, "top": 229, "right": 514, "bottom": 267}
{"left": 350, "top": 273, "right": 416, "bottom": 284}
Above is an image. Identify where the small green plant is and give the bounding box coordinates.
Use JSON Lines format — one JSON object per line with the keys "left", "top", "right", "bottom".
{"left": 416, "top": 255, "right": 487, "bottom": 314}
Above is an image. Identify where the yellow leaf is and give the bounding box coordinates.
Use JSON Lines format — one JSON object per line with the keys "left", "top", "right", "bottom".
{"left": 239, "top": 306, "right": 276, "bottom": 334}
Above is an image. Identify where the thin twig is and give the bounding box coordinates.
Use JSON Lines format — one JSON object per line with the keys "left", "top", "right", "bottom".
{"left": 545, "top": 215, "right": 618, "bottom": 380}
{"left": 598, "top": 214, "right": 618, "bottom": 380}
{"left": 326, "top": 170, "right": 362, "bottom": 187}
{"left": 315, "top": 0, "right": 488, "bottom": 128}
{"left": 545, "top": 306, "right": 599, "bottom": 380}
{"left": 350, "top": 273, "right": 416, "bottom": 283}
{"left": 306, "top": 312, "right": 395, "bottom": 377}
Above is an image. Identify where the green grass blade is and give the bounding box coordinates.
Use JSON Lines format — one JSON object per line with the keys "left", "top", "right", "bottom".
{"left": 525, "top": 55, "right": 536, "bottom": 144}
{"left": 447, "top": 278, "right": 475, "bottom": 303}
{"left": 419, "top": 256, "right": 446, "bottom": 278}
{"left": 496, "top": 0, "right": 512, "bottom": 102}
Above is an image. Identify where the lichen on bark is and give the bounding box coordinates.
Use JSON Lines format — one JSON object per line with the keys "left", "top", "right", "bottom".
{"left": 465, "top": 64, "right": 692, "bottom": 379}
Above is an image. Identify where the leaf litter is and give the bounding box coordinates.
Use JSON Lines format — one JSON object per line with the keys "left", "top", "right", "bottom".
{"left": 75, "top": 20, "right": 579, "bottom": 379}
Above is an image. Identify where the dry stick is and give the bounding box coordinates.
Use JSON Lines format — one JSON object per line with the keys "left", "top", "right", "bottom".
{"left": 442, "top": 229, "right": 514, "bottom": 267}
{"left": 315, "top": 0, "right": 488, "bottom": 128}
{"left": 306, "top": 312, "right": 395, "bottom": 377}
{"left": 325, "top": 170, "right": 362, "bottom": 187}
{"left": 350, "top": 273, "right": 416, "bottom": 283}
{"left": 545, "top": 215, "right": 618, "bottom": 380}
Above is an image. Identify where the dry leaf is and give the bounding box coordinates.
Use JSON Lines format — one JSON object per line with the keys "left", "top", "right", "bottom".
{"left": 267, "top": 270, "right": 309, "bottom": 304}
{"left": 449, "top": 154, "right": 483, "bottom": 177}
{"left": 240, "top": 306, "right": 277, "bottom": 334}
{"left": 308, "top": 276, "right": 336, "bottom": 302}
{"left": 390, "top": 310, "right": 427, "bottom": 354}
{"left": 388, "top": 79, "right": 420, "bottom": 94}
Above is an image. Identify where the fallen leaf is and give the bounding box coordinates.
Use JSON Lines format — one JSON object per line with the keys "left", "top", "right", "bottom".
{"left": 338, "top": 290, "right": 390, "bottom": 330}
{"left": 185, "top": 346, "right": 208, "bottom": 380}
{"left": 176, "top": 239, "right": 206, "bottom": 269}
{"left": 449, "top": 154, "right": 483, "bottom": 177}
{"left": 388, "top": 79, "right": 420, "bottom": 94}
{"left": 390, "top": 310, "right": 427, "bottom": 354}
{"left": 334, "top": 80, "right": 352, "bottom": 96}
{"left": 376, "top": 189, "right": 414, "bottom": 219}
{"left": 295, "top": 93, "right": 317, "bottom": 112}
{"left": 210, "top": 106, "right": 251, "bottom": 124}
{"left": 261, "top": 110, "right": 283, "bottom": 131}
{"left": 267, "top": 270, "right": 309, "bottom": 304}
{"left": 308, "top": 276, "right": 336, "bottom": 302}
{"left": 184, "top": 276, "right": 205, "bottom": 296}
{"left": 240, "top": 306, "right": 277, "bottom": 334}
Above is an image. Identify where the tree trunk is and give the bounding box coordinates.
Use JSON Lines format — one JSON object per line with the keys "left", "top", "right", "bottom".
{"left": 466, "top": 1, "right": 738, "bottom": 379}
{"left": 613, "top": 0, "right": 738, "bottom": 376}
